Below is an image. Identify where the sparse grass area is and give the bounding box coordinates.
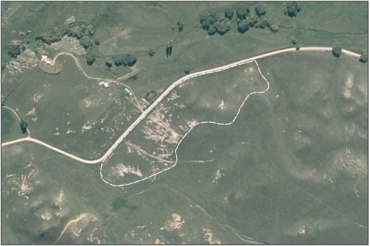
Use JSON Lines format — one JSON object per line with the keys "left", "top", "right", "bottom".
{"left": 3, "top": 56, "right": 140, "bottom": 159}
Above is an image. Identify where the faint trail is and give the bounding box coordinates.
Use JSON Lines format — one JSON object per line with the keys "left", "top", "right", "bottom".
{"left": 53, "top": 213, "right": 98, "bottom": 244}
{"left": 100, "top": 59, "right": 269, "bottom": 187}
{"left": 50, "top": 52, "right": 143, "bottom": 111}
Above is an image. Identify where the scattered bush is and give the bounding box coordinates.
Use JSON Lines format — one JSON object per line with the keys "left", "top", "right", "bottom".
{"left": 148, "top": 50, "right": 156, "bottom": 56}
{"left": 332, "top": 45, "right": 342, "bottom": 57}
{"left": 359, "top": 50, "right": 368, "bottom": 63}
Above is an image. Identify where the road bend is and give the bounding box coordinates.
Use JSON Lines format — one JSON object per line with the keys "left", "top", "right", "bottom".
{"left": 2, "top": 47, "right": 361, "bottom": 165}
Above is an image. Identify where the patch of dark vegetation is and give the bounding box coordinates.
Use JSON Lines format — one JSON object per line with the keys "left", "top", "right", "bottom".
{"left": 7, "top": 40, "right": 22, "bottom": 58}
{"left": 166, "top": 40, "right": 173, "bottom": 57}
{"left": 148, "top": 50, "right": 156, "bottom": 57}
{"left": 200, "top": 2, "right": 278, "bottom": 36}
{"left": 359, "top": 50, "right": 368, "bottom": 63}
{"left": 283, "top": 2, "right": 301, "bottom": 17}
{"left": 20, "top": 119, "right": 28, "bottom": 134}
{"left": 112, "top": 196, "right": 137, "bottom": 213}
{"left": 177, "top": 20, "right": 184, "bottom": 32}
{"left": 332, "top": 44, "right": 342, "bottom": 57}
{"left": 200, "top": 12, "right": 231, "bottom": 35}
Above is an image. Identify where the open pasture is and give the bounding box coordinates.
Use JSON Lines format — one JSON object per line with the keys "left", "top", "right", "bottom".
{"left": 3, "top": 56, "right": 140, "bottom": 159}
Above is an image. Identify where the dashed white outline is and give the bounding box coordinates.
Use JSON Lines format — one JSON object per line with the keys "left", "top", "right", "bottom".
{"left": 100, "top": 60, "right": 270, "bottom": 187}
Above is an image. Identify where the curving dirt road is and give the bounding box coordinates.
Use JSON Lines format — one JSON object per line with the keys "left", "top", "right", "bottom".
{"left": 2, "top": 47, "right": 361, "bottom": 167}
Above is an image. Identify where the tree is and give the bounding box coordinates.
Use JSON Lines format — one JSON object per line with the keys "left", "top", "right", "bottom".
{"left": 332, "top": 45, "right": 342, "bottom": 57}
{"left": 67, "top": 25, "right": 84, "bottom": 39}
{"left": 20, "top": 119, "right": 28, "bottom": 134}
{"left": 213, "top": 17, "right": 231, "bottom": 35}
{"left": 126, "top": 54, "right": 137, "bottom": 67}
{"left": 266, "top": 19, "right": 279, "bottom": 32}
{"left": 105, "top": 57, "right": 113, "bottom": 68}
{"left": 94, "top": 39, "right": 100, "bottom": 45}
{"left": 79, "top": 36, "right": 93, "bottom": 49}
{"left": 295, "top": 44, "right": 301, "bottom": 50}
{"left": 184, "top": 68, "right": 191, "bottom": 74}
{"left": 225, "top": 8, "right": 234, "bottom": 20}
{"left": 255, "top": 2, "right": 266, "bottom": 17}
{"left": 166, "top": 40, "right": 173, "bottom": 57}
{"left": 207, "top": 25, "right": 217, "bottom": 35}
{"left": 8, "top": 41, "right": 21, "bottom": 57}
{"left": 236, "top": 8, "right": 248, "bottom": 20}
{"left": 86, "top": 52, "right": 96, "bottom": 65}
{"left": 284, "top": 2, "right": 301, "bottom": 17}
{"left": 114, "top": 54, "right": 128, "bottom": 66}
{"left": 177, "top": 20, "right": 184, "bottom": 32}
{"left": 254, "top": 17, "right": 266, "bottom": 29}
{"left": 85, "top": 25, "right": 95, "bottom": 36}
{"left": 359, "top": 50, "right": 368, "bottom": 63}
{"left": 292, "top": 38, "right": 298, "bottom": 45}
{"left": 148, "top": 50, "right": 156, "bottom": 56}
{"left": 237, "top": 20, "right": 250, "bottom": 33}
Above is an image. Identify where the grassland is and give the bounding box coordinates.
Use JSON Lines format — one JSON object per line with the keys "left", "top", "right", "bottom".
{"left": 1, "top": 2, "right": 368, "bottom": 245}
{"left": 3, "top": 55, "right": 141, "bottom": 159}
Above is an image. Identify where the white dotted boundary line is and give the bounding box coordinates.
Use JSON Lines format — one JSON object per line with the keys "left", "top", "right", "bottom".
{"left": 99, "top": 60, "right": 269, "bottom": 187}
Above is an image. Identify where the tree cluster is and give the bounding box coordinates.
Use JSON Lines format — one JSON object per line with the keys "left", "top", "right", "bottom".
{"left": 199, "top": 3, "right": 277, "bottom": 35}
{"left": 236, "top": 3, "right": 278, "bottom": 33}
{"left": 113, "top": 53, "right": 137, "bottom": 67}
{"left": 36, "top": 22, "right": 97, "bottom": 50}
{"left": 283, "top": 2, "right": 301, "bottom": 17}
{"left": 200, "top": 13, "right": 231, "bottom": 35}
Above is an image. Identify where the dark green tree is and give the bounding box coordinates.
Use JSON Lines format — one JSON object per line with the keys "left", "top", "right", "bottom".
{"left": 94, "top": 39, "right": 100, "bottom": 45}
{"left": 86, "top": 52, "right": 96, "bottom": 65}
{"left": 207, "top": 25, "right": 217, "bottom": 35}
{"left": 114, "top": 54, "right": 128, "bottom": 66}
{"left": 236, "top": 8, "right": 249, "bottom": 20}
{"left": 266, "top": 19, "right": 279, "bottom": 32}
{"left": 67, "top": 25, "right": 84, "bottom": 39}
{"left": 8, "top": 41, "right": 21, "bottom": 57}
{"left": 184, "top": 68, "right": 191, "bottom": 74}
{"left": 148, "top": 50, "right": 156, "bottom": 56}
{"left": 284, "top": 2, "right": 301, "bottom": 17}
{"left": 359, "top": 50, "right": 368, "bottom": 63}
{"left": 177, "top": 20, "right": 184, "bottom": 32}
{"left": 105, "top": 57, "right": 113, "bottom": 68}
{"left": 166, "top": 40, "right": 173, "bottom": 57}
{"left": 292, "top": 38, "right": 298, "bottom": 45}
{"left": 79, "top": 36, "right": 93, "bottom": 49}
{"left": 332, "top": 45, "right": 342, "bottom": 57}
{"left": 237, "top": 20, "right": 250, "bottom": 33}
{"left": 126, "top": 54, "right": 137, "bottom": 67}
{"left": 225, "top": 8, "right": 234, "bottom": 20}
{"left": 255, "top": 2, "right": 266, "bottom": 17}
{"left": 213, "top": 17, "right": 231, "bottom": 35}
{"left": 20, "top": 119, "right": 28, "bottom": 134}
